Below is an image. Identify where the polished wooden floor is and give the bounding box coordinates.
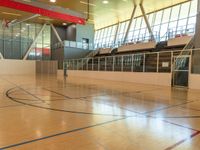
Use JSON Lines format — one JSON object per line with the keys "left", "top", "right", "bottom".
{"left": 0, "top": 75, "right": 200, "bottom": 150}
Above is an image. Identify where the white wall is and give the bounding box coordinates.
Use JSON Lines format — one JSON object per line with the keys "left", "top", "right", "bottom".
{"left": 189, "top": 74, "right": 200, "bottom": 90}
{"left": 66, "top": 70, "right": 172, "bottom": 86}
{"left": 0, "top": 60, "right": 35, "bottom": 75}
{"left": 76, "top": 23, "right": 94, "bottom": 45}
{"left": 58, "top": 70, "right": 200, "bottom": 90}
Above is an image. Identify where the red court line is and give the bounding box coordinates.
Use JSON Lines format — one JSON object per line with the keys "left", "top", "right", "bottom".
{"left": 164, "top": 131, "right": 200, "bottom": 150}
{"left": 162, "top": 120, "right": 198, "bottom": 131}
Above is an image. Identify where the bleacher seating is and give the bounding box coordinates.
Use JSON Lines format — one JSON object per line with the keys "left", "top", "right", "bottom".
{"left": 118, "top": 41, "right": 157, "bottom": 53}
{"left": 93, "top": 34, "right": 192, "bottom": 60}
{"left": 99, "top": 48, "right": 112, "bottom": 55}
{"left": 167, "top": 35, "right": 192, "bottom": 47}
{"left": 156, "top": 41, "right": 168, "bottom": 51}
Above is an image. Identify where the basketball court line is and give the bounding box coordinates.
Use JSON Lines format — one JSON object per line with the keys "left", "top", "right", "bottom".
{"left": 0, "top": 104, "right": 24, "bottom": 109}
{"left": 6, "top": 88, "right": 132, "bottom": 117}
{"left": 3, "top": 78, "right": 200, "bottom": 149}
{"left": 0, "top": 112, "right": 199, "bottom": 150}
{"left": 7, "top": 90, "right": 65, "bottom": 98}
{"left": 4, "top": 88, "right": 200, "bottom": 150}
{"left": 143, "top": 100, "right": 196, "bottom": 114}
{"left": 7, "top": 96, "right": 71, "bottom": 102}
{"left": 0, "top": 117, "right": 127, "bottom": 150}
{"left": 7, "top": 86, "right": 200, "bottom": 119}
{"left": 180, "top": 106, "right": 200, "bottom": 112}
{"left": 0, "top": 101, "right": 49, "bottom": 110}
{"left": 43, "top": 88, "right": 108, "bottom": 99}
{"left": 28, "top": 87, "right": 200, "bottom": 118}
{"left": 164, "top": 131, "right": 200, "bottom": 150}
{"left": 44, "top": 88, "right": 144, "bottom": 114}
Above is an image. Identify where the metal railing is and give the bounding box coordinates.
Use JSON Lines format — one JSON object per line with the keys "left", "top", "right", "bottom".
{"left": 64, "top": 49, "right": 200, "bottom": 73}
{"left": 52, "top": 40, "right": 94, "bottom": 50}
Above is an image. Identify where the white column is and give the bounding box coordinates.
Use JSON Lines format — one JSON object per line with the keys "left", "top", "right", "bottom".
{"left": 50, "top": 24, "right": 64, "bottom": 47}
{"left": 123, "top": 4, "right": 137, "bottom": 44}
{"left": 23, "top": 24, "right": 46, "bottom": 60}
{"left": 139, "top": 3, "right": 155, "bottom": 41}
{"left": 0, "top": 52, "right": 4, "bottom": 59}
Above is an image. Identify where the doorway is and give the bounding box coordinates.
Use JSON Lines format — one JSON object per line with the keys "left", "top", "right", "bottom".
{"left": 172, "top": 56, "right": 190, "bottom": 87}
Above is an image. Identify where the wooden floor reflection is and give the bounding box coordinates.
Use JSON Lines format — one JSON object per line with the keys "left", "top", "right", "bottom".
{"left": 0, "top": 75, "right": 200, "bottom": 149}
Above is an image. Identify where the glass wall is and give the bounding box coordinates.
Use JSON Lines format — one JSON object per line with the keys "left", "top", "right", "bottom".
{"left": 94, "top": 24, "right": 118, "bottom": 49}
{"left": 0, "top": 20, "right": 51, "bottom": 60}
{"left": 94, "top": 0, "right": 197, "bottom": 49}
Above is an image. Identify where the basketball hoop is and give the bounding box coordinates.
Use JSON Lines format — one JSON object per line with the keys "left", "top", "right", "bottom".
{"left": 2, "top": 19, "right": 11, "bottom": 29}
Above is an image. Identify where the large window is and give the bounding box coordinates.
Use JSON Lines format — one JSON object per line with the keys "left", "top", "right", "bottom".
{"left": 115, "top": 21, "right": 129, "bottom": 45}
{"left": 0, "top": 21, "right": 51, "bottom": 60}
{"left": 94, "top": 24, "right": 117, "bottom": 48}
{"left": 94, "top": 0, "right": 197, "bottom": 49}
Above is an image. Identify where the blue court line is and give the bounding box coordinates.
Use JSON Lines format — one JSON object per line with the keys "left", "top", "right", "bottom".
{"left": 0, "top": 117, "right": 127, "bottom": 150}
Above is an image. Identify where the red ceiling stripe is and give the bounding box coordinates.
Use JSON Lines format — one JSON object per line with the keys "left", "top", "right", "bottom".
{"left": 0, "top": 0, "right": 85, "bottom": 24}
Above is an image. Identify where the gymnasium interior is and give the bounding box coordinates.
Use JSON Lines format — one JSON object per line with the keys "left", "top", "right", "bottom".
{"left": 0, "top": 0, "right": 200, "bottom": 149}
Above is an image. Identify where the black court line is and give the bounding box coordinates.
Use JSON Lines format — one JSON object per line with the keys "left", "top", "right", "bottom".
{"left": 44, "top": 88, "right": 145, "bottom": 115}
{"left": 8, "top": 90, "right": 65, "bottom": 98}
{"left": 162, "top": 120, "right": 199, "bottom": 132}
{"left": 2, "top": 78, "right": 198, "bottom": 142}
{"left": 162, "top": 115, "right": 200, "bottom": 119}
{"left": 6, "top": 88, "right": 133, "bottom": 117}
{"left": 0, "top": 104, "right": 23, "bottom": 109}
{"left": 143, "top": 100, "right": 196, "bottom": 114}
{"left": 181, "top": 106, "right": 200, "bottom": 112}
{"left": 8, "top": 97, "right": 70, "bottom": 102}
{"left": 5, "top": 87, "right": 200, "bottom": 150}
{"left": 8, "top": 87, "right": 200, "bottom": 119}
{"left": 10, "top": 87, "right": 142, "bottom": 116}
{"left": 43, "top": 88, "right": 108, "bottom": 99}
{"left": 0, "top": 101, "right": 49, "bottom": 110}
{"left": 16, "top": 87, "right": 46, "bottom": 103}
{"left": 1, "top": 114, "right": 200, "bottom": 150}
{"left": 0, "top": 117, "right": 127, "bottom": 150}
{"left": 94, "top": 88, "right": 192, "bottom": 106}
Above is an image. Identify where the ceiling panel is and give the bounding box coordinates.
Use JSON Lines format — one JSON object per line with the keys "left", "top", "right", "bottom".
{"left": 0, "top": 0, "right": 191, "bottom": 29}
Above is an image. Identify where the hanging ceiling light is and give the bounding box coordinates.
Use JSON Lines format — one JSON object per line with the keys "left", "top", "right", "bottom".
{"left": 50, "top": 0, "right": 56, "bottom": 3}
{"left": 102, "top": 0, "right": 109, "bottom": 4}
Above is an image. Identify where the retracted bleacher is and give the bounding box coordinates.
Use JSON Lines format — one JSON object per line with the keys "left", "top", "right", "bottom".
{"left": 118, "top": 41, "right": 157, "bottom": 53}
{"left": 99, "top": 48, "right": 112, "bottom": 55}
{"left": 167, "top": 35, "right": 192, "bottom": 47}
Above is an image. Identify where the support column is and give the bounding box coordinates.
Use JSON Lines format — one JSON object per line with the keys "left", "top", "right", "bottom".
{"left": 193, "top": 0, "right": 200, "bottom": 73}
{"left": 139, "top": 3, "right": 155, "bottom": 41}
{"left": 195, "top": 0, "right": 200, "bottom": 48}
{"left": 114, "top": 22, "right": 120, "bottom": 46}
{"left": 50, "top": 24, "right": 64, "bottom": 47}
{"left": 0, "top": 52, "right": 4, "bottom": 59}
{"left": 23, "top": 24, "right": 46, "bottom": 60}
{"left": 10, "top": 14, "right": 40, "bottom": 27}
{"left": 123, "top": 4, "right": 137, "bottom": 44}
